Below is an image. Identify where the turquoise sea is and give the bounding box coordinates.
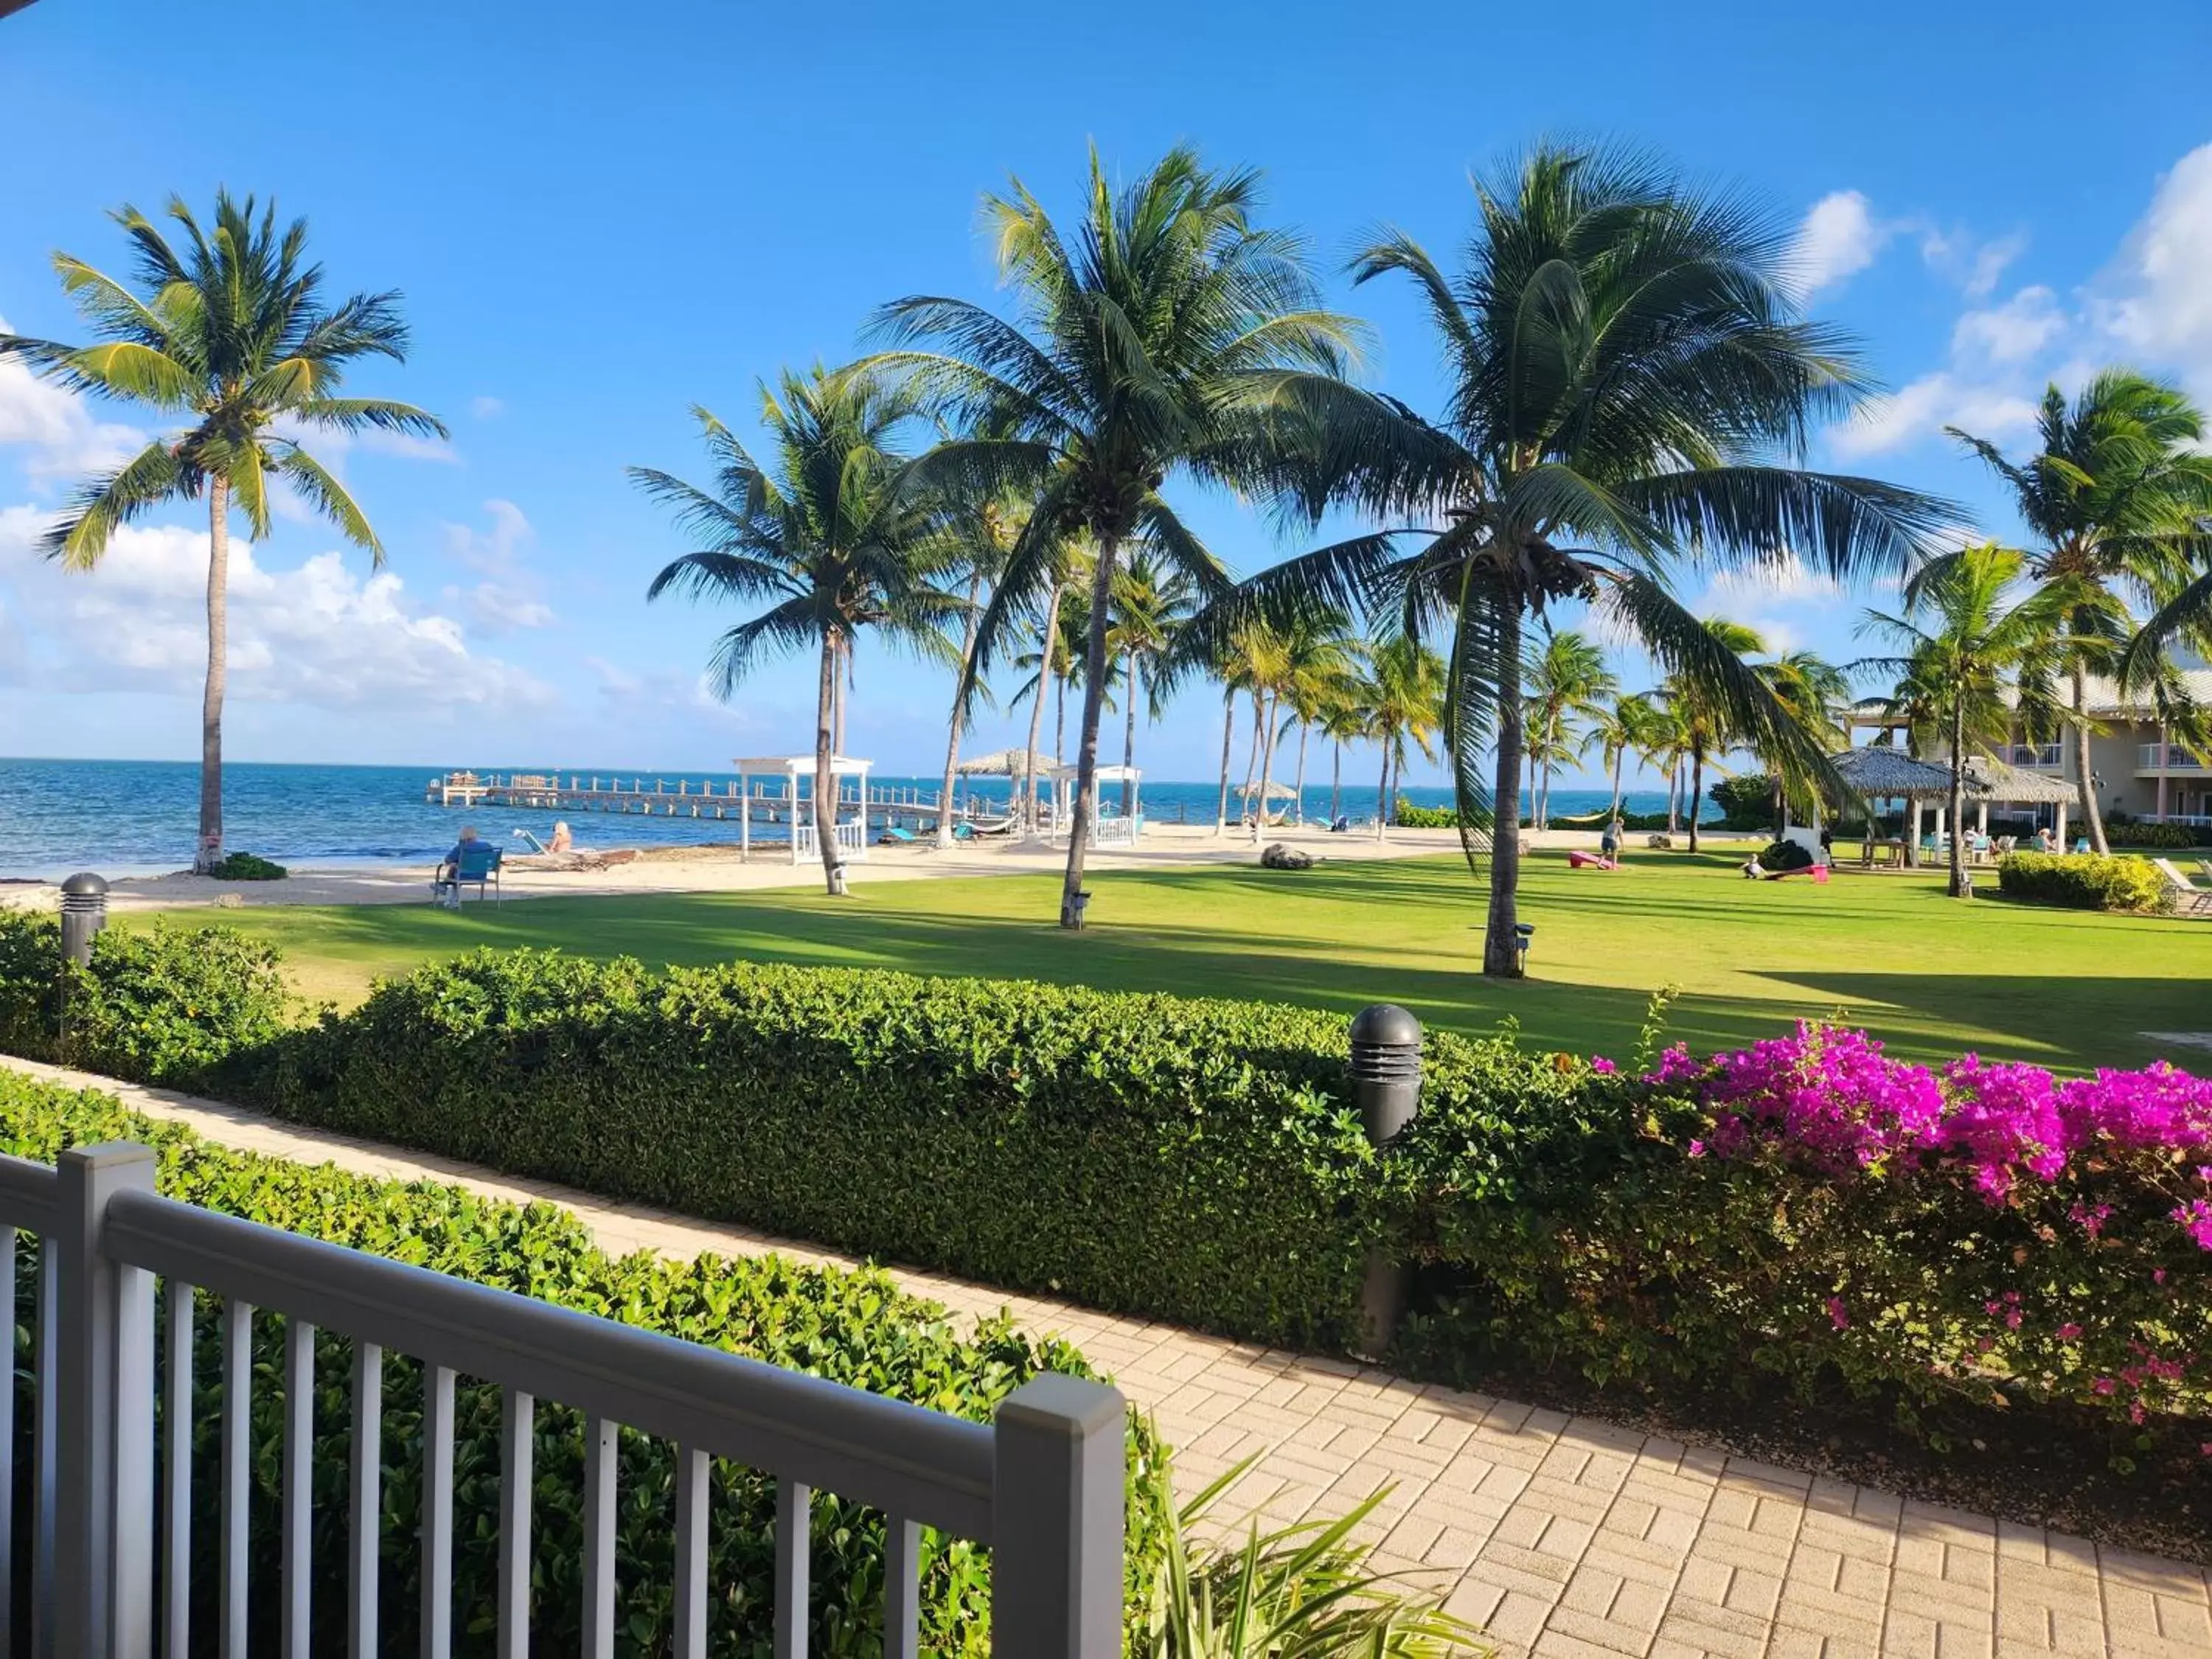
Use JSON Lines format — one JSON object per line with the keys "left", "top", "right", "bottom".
{"left": 0, "top": 758, "right": 1691, "bottom": 879}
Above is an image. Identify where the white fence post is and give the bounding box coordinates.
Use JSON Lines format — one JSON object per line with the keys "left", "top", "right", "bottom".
{"left": 55, "top": 1141, "right": 159, "bottom": 1659}
{"left": 990, "top": 1375, "right": 1124, "bottom": 1658}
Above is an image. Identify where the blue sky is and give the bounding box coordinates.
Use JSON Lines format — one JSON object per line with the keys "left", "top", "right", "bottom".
{"left": 2, "top": 0, "right": 2209, "bottom": 788}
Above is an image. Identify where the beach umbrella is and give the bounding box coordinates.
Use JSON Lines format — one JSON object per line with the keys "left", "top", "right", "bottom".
{"left": 1233, "top": 780, "right": 1300, "bottom": 801}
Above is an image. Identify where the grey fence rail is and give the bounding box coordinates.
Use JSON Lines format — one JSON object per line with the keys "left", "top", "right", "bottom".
{"left": 2, "top": 1141, "right": 1125, "bottom": 1659}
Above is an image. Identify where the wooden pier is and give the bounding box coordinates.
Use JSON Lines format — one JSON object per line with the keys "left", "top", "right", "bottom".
{"left": 425, "top": 770, "right": 955, "bottom": 828}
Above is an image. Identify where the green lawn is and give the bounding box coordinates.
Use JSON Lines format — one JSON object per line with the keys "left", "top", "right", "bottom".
{"left": 148, "top": 849, "right": 2212, "bottom": 1072}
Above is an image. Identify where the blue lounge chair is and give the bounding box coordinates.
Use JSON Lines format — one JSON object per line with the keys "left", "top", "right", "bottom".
{"left": 434, "top": 844, "right": 503, "bottom": 905}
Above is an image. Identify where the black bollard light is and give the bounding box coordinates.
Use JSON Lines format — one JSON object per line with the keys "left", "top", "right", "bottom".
{"left": 58, "top": 872, "right": 109, "bottom": 967}
{"left": 1349, "top": 1004, "right": 1422, "bottom": 1357}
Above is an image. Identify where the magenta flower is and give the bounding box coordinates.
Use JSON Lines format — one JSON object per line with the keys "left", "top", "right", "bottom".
{"left": 1826, "top": 1296, "right": 1850, "bottom": 1331}
{"left": 1590, "top": 1056, "right": 1618, "bottom": 1075}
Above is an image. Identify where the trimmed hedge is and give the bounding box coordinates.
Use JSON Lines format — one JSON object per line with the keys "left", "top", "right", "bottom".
{"left": 257, "top": 951, "right": 1388, "bottom": 1346}
{"left": 1994, "top": 852, "right": 2172, "bottom": 914}
{"left": 2110, "top": 821, "right": 2212, "bottom": 850}
{"left": 0, "top": 911, "right": 291, "bottom": 1089}
{"left": 0, "top": 1068, "right": 1163, "bottom": 1656}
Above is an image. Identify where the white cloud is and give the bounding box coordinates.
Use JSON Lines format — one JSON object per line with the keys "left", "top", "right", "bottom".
{"left": 1789, "top": 191, "right": 1891, "bottom": 296}
{"left": 1705, "top": 554, "right": 1846, "bottom": 603}
{"left": 1829, "top": 372, "right": 2039, "bottom": 459}
{"left": 1952, "top": 285, "right": 2066, "bottom": 366}
{"left": 0, "top": 504, "right": 553, "bottom": 714}
{"left": 2096, "top": 142, "right": 2212, "bottom": 400}
{"left": 0, "top": 313, "right": 151, "bottom": 484}
{"left": 440, "top": 498, "right": 554, "bottom": 633}
{"left": 1917, "top": 227, "right": 2028, "bottom": 299}
{"left": 469, "top": 395, "right": 505, "bottom": 420}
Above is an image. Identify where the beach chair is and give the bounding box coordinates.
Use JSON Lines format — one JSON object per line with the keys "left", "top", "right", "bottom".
{"left": 2152, "top": 859, "right": 2212, "bottom": 916}
{"left": 434, "top": 844, "right": 503, "bottom": 906}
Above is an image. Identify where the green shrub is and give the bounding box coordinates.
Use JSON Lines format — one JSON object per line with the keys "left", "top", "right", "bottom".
{"left": 1706, "top": 776, "right": 1774, "bottom": 830}
{"left": 2109, "top": 821, "right": 2212, "bottom": 850}
{"left": 0, "top": 912, "right": 291, "bottom": 1088}
{"left": 0, "top": 1068, "right": 1165, "bottom": 1656}
{"left": 257, "top": 952, "right": 1387, "bottom": 1346}
{"left": 1390, "top": 799, "right": 1459, "bottom": 829}
{"left": 207, "top": 849, "right": 289, "bottom": 879}
{"left": 1994, "top": 851, "right": 2172, "bottom": 914}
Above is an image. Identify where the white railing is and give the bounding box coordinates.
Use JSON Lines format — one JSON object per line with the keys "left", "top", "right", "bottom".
{"left": 792, "top": 818, "right": 869, "bottom": 860}
{"left": 2008, "top": 742, "right": 2064, "bottom": 768}
{"left": 2138, "top": 743, "right": 2208, "bottom": 771}
{"left": 10, "top": 1142, "right": 1122, "bottom": 1659}
{"left": 1090, "top": 815, "right": 1141, "bottom": 849}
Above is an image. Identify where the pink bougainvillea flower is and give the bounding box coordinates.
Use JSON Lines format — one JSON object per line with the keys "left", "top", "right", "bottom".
{"left": 1591, "top": 1056, "right": 1618, "bottom": 1075}
{"left": 1826, "top": 1296, "right": 1850, "bottom": 1331}
{"left": 2056, "top": 1323, "right": 2082, "bottom": 1341}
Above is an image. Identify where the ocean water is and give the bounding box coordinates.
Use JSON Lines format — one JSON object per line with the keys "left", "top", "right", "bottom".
{"left": 0, "top": 758, "right": 1691, "bottom": 879}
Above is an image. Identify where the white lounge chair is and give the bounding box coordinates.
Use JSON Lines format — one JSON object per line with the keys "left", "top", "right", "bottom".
{"left": 2152, "top": 859, "right": 2212, "bottom": 916}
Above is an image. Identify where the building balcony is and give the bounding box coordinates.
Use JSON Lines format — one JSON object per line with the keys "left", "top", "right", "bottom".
{"left": 2135, "top": 743, "right": 2211, "bottom": 775}
{"left": 2006, "top": 743, "right": 2064, "bottom": 768}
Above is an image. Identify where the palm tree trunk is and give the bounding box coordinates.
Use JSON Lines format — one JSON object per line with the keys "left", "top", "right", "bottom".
{"left": 1948, "top": 689, "right": 1969, "bottom": 897}
{"left": 1022, "top": 580, "right": 1062, "bottom": 833}
{"left": 1260, "top": 693, "right": 1284, "bottom": 826}
{"left": 1214, "top": 689, "right": 1236, "bottom": 835}
{"left": 2070, "top": 663, "right": 2106, "bottom": 854}
{"left": 1687, "top": 751, "right": 1705, "bottom": 855}
{"left": 832, "top": 637, "right": 849, "bottom": 756}
{"left": 1482, "top": 597, "right": 1528, "bottom": 978}
{"left": 1374, "top": 740, "right": 1390, "bottom": 844}
{"left": 1330, "top": 740, "right": 1343, "bottom": 825}
{"left": 1666, "top": 760, "right": 1680, "bottom": 835}
{"left": 1060, "top": 537, "right": 1119, "bottom": 928}
{"left": 1239, "top": 690, "right": 1266, "bottom": 832}
{"left": 937, "top": 571, "right": 983, "bottom": 849}
{"left": 1291, "top": 722, "right": 1310, "bottom": 826}
{"left": 1121, "top": 650, "right": 1138, "bottom": 815}
{"left": 1607, "top": 745, "right": 1624, "bottom": 823}
{"left": 815, "top": 629, "right": 846, "bottom": 896}
{"left": 194, "top": 477, "right": 231, "bottom": 874}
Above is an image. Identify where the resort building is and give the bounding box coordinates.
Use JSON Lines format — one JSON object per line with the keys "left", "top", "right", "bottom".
{"left": 1988, "top": 669, "right": 2212, "bottom": 829}
{"left": 1848, "top": 667, "right": 2212, "bottom": 831}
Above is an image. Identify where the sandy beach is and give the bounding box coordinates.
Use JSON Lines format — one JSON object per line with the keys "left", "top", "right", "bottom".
{"left": 0, "top": 820, "right": 1727, "bottom": 913}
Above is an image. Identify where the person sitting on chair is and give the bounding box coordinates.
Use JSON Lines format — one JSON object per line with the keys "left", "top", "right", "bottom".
{"left": 2032, "top": 825, "right": 2056, "bottom": 853}
{"left": 437, "top": 826, "right": 486, "bottom": 908}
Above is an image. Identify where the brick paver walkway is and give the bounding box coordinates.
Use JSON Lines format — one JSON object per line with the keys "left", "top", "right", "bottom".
{"left": 10, "top": 1055, "right": 2208, "bottom": 1659}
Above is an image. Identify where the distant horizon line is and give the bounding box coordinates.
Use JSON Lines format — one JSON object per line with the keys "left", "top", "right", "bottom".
{"left": 0, "top": 754, "right": 1660, "bottom": 793}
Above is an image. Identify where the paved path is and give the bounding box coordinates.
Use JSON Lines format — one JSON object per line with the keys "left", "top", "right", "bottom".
{"left": 9, "top": 1055, "right": 2208, "bottom": 1659}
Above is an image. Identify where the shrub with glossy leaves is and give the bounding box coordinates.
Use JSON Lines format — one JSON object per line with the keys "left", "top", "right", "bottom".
{"left": 0, "top": 911, "right": 289, "bottom": 1088}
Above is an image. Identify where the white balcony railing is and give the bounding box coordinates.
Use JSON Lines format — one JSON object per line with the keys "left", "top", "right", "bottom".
{"left": 7, "top": 1142, "right": 1121, "bottom": 1658}
{"left": 2008, "top": 742, "right": 2064, "bottom": 768}
{"left": 2138, "top": 743, "right": 2208, "bottom": 771}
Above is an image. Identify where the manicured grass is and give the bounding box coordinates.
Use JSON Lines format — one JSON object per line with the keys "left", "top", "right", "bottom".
{"left": 154, "top": 850, "right": 2211, "bottom": 1071}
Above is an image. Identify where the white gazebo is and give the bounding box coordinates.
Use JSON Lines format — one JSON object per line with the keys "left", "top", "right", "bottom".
{"left": 1044, "top": 763, "right": 1144, "bottom": 847}
{"left": 733, "top": 754, "right": 873, "bottom": 865}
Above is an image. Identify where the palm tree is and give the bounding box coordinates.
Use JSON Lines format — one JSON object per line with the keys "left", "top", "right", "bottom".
{"left": 1318, "top": 686, "right": 1372, "bottom": 826}
{"left": 1522, "top": 627, "right": 1616, "bottom": 829}
{"left": 1856, "top": 543, "right": 2085, "bottom": 895}
{"left": 936, "top": 491, "right": 1019, "bottom": 846}
{"left": 1270, "top": 613, "right": 1361, "bottom": 827}
{"left": 1950, "top": 372, "right": 2212, "bottom": 852}
{"left": 866, "top": 146, "right": 1359, "bottom": 928}
{"left": 1105, "top": 554, "right": 1197, "bottom": 815}
{"left": 1587, "top": 692, "right": 1660, "bottom": 826}
{"left": 631, "top": 369, "right": 954, "bottom": 896}
{"left": 1181, "top": 144, "right": 1949, "bottom": 973}
{"left": 1754, "top": 650, "right": 1850, "bottom": 831}
{"left": 1658, "top": 619, "right": 1768, "bottom": 855}
{"left": 1363, "top": 636, "right": 1445, "bottom": 840}
{"left": 0, "top": 192, "right": 444, "bottom": 871}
